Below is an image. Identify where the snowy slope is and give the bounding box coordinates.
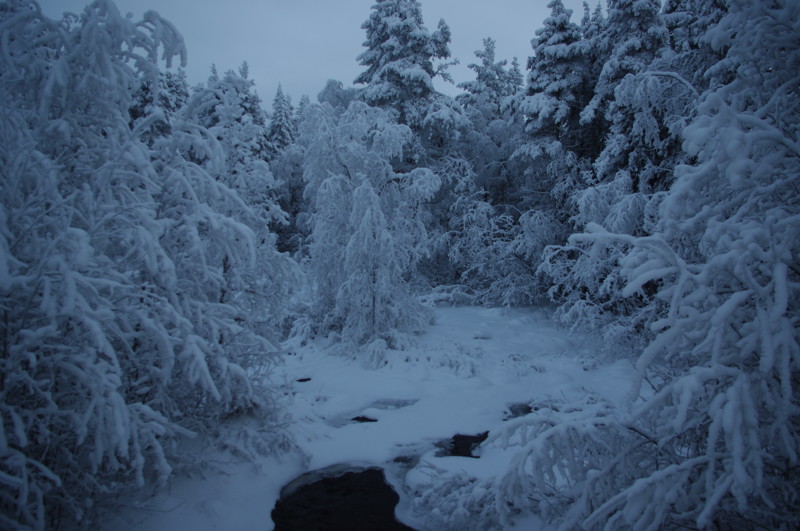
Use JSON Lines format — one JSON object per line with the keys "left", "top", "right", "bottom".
{"left": 100, "top": 306, "right": 634, "bottom": 530}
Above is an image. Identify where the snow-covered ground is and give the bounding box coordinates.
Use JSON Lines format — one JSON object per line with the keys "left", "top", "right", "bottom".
{"left": 101, "top": 306, "right": 635, "bottom": 530}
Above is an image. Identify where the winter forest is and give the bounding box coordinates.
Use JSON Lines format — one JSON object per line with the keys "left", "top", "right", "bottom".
{"left": 1, "top": 0, "right": 798, "bottom": 529}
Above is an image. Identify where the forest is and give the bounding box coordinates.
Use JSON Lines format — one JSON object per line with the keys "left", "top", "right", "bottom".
{"left": 0, "top": 0, "right": 798, "bottom": 529}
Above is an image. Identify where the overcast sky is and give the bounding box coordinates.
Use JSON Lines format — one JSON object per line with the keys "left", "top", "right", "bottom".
{"left": 40, "top": 0, "right": 590, "bottom": 104}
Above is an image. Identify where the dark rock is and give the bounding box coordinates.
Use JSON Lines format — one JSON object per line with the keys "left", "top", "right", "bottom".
{"left": 272, "top": 468, "right": 415, "bottom": 531}
{"left": 296, "top": 377, "right": 311, "bottom": 382}
{"left": 437, "top": 431, "right": 489, "bottom": 458}
{"left": 351, "top": 415, "right": 378, "bottom": 423}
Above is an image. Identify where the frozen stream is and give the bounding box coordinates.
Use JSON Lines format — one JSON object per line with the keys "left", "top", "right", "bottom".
{"left": 101, "top": 306, "right": 635, "bottom": 530}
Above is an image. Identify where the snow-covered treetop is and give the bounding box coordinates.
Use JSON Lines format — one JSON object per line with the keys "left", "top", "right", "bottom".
{"left": 522, "top": 0, "right": 586, "bottom": 132}
{"left": 185, "top": 63, "right": 267, "bottom": 131}
{"left": 580, "top": 0, "right": 669, "bottom": 124}
{"left": 355, "top": 0, "right": 452, "bottom": 116}
{"left": 457, "top": 38, "right": 521, "bottom": 116}
{"left": 268, "top": 83, "right": 295, "bottom": 156}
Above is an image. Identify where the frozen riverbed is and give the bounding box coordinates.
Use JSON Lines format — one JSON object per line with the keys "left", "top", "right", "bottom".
{"left": 101, "top": 306, "right": 635, "bottom": 530}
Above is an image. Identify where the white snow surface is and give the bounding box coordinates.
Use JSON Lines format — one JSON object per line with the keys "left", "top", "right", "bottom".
{"left": 101, "top": 306, "right": 635, "bottom": 530}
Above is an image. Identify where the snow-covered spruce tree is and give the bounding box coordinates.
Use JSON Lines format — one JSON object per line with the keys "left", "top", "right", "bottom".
{"left": 456, "top": 38, "right": 523, "bottom": 203}
{"left": 536, "top": 0, "right": 677, "bottom": 337}
{"left": 129, "top": 69, "right": 190, "bottom": 145}
{"left": 183, "top": 62, "right": 275, "bottom": 202}
{"left": 457, "top": 38, "right": 520, "bottom": 119}
{"left": 0, "top": 2, "right": 284, "bottom": 527}
{"left": 580, "top": 0, "right": 667, "bottom": 130}
{"left": 547, "top": 1, "right": 799, "bottom": 526}
{"left": 521, "top": 0, "right": 588, "bottom": 160}
{"left": 412, "top": 2, "right": 799, "bottom": 529}
{"left": 444, "top": 0, "right": 584, "bottom": 307}
{"left": 266, "top": 84, "right": 305, "bottom": 253}
{"left": 515, "top": 0, "right": 593, "bottom": 213}
{"left": 518, "top": 0, "right": 592, "bottom": 213}
{"left": 437, "top": 38, "right": 538, "bottom": 304}
{"left": 549, "top": 0, "right": 668, "bottom": 215}
{"left": 355, "top": 0, "right": 453, "bottom": 128}
{"left": 354, "top": 0, "right": 469, "bottom": 175}
{"left": 589, "top": 1, "right": 799, "bottom": 525}
{"left": 270, "top": 140, "right": 306, "bottom": 255}
{"left": 267, "top": 83, "right": 296, "bottom": 159}
{"left": 295, "top": 93, "right": 311, "bottom": 123}
{"left": 354, "top": 0, "right": 479, "bottom": 289}
{"left": 589, "top": 1, "right": 674, "bottom": 196}
{"left": 663, "top": 0, "right": 728, "bottom": 87}
{"left": 298, "top": 100, "right": 436, "bottom": 355}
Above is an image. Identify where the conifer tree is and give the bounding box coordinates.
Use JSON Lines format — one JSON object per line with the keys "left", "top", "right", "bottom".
{"left": 267, "top": 84, "right": 296, "bottom": 158}
{"left": 663, "top": 0, "right": 728, "bottom": 88}
{"left": 523, "top": 0, "right": 586, "bottom": 146}
{"left": 545, "top": 2, "right": 799, "bottom": 526}
{"left": 457, "top": 38, "right": 519, "bottom": 116}
{"left": 515, "top": 0, "right": 591, "bottom": 211}
{"left": 129, "top": 69, "right": 190, "bottom": 144}
{"left": 456, "top": 38, "right": 522, "bottom": 199}
{"left": 580, "top": 0, "right": 668, "bottom": 129}
{"left": 183, "top": 63, "right": 278, "bottom": 218}
{"left": 353, "top": 0, "right": 469, "bottom": 291}
{"left": 354, "top": 0, "right": 454, "bottom": 127}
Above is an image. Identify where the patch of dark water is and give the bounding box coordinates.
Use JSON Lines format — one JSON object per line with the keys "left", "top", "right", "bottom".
{"left": 436, "top": 431, "right": 489, "bottom": 458}
{"left": 272, "top": 467, "right": 415, "bottom": 530}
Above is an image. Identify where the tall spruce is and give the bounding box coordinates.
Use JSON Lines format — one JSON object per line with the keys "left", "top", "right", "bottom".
{"left": 580, "top": 0, "right": 669, "bottom": 127}
{"left": 267, "top": 84, "right": 296, "bottom": 159}
{"left": 354, "top": 0, "right": 453, "bottom": 127}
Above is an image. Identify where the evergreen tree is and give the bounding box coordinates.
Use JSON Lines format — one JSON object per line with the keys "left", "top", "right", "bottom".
{"left": 544, "top": 2, "right": 799, "bottom": 526}
{"left": 352, "top": 0, "right": 470, "bottom": 291}
{"left": 580, "top": 0, "right": 669, "bottom": 129}
{"left": 407, "top": 1, "right": 799, "bottom": 527}
{"left": 555, "top": 0, "right": 673, "bottom": 255}
{"left": 523, "top": 0, "right": 586, "bottom": 146}
{"left": 457, "top": 38, "right": 519, "bottom": 115}
{"left": 442, "top": 37, "right": 550, "bottom": 304}
{"left": 183, "top": 63, "right": 279, "bottom": 220}
{"left": 456, "top": 38, "right": 523, "bottom": 199}
{"left": 515, "top": 0, "right": 592, "bottom": 211}
{"left": 267, "top": 83, "right": 296, "bottom": 158}
{"left": 663, "top": 0, "right": 729, "bottom": 90}
{"left": 129, "top": 69, "right": 190, "bottom": 145}
{"left": 354, "top": 0, "right": 454, "bottom": 127}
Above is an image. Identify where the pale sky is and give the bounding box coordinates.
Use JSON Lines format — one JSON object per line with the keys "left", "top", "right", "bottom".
{"left": 40, "top": 0, "right": 590, "bottom": 104}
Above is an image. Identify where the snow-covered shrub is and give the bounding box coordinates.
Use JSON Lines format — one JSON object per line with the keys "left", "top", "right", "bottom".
{"left": 413, "top": 1, "right": 799, "bottom": 529}
{"left": 446, "top": 194, "right": 567, "bottom": 307}
{"left": 408, "top": 396, "right": 642, "bottom": 530}
{"left": 300, "top": 101, "right": 434, "bottom": 349}
{"left": 599, "top": 1, "right": 800, "bottom": 524}
{"left": 0, "top": 2, "right": 287, "bottom": 527}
